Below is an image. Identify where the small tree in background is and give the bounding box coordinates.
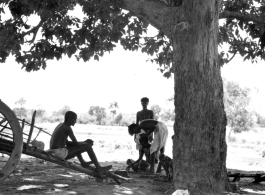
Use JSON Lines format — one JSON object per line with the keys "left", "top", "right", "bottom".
{"left": 57, "top": 105, "right": 71, "bottom": 115}
{"left": 161, "top": 96, "right": 175, "bottom": 122}
{"left": 88, "top": 106, "right": 106, "bottom": 125}
{"left": 161, "top": 109, "right": 175, "bottom": 122}
{"left": 223, "top": 79, "right": 254, "bottom": 137}
{"left": 51, "top": 105, "right": 71, "bottom": 122}
{"left": 114, "top": 113, "right": 123, "bottom": 125}
{"left": 35, "top": 104, "right": 45, "bottom": 118}
{"left": 109, "top": 102, "right": 119, "bottom": 120}
{"left": 13, "top": 98, "right": 27, "bottom": 118}
{"left": 256, "top": 113, "right": 265, "bottom": 127}
{"left": 150, "top": 104, "right": 162, "bottom": 120}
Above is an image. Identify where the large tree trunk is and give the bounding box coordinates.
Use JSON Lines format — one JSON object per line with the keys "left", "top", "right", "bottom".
{"left": 172, "top": 0, "right": 230, "bottom": 194}
{"left": 120, "top": 0, "right": 230, "bottom": 193}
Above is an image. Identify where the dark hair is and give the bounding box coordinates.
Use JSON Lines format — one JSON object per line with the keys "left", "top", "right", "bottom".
{"left": 141, "top": 97, "right": 149, "bottom": 102}
{"left": 128, "top": 124, "right": 138, "bottom": 136}
{"left": 64, "top": 111, "right": 77, "bottom": 122}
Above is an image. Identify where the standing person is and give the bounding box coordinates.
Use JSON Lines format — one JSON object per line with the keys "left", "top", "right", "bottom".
{"left": 136, "top": 97, "right": 154, "bottom": 125}
{"left": 135, "top": 97, "right": 154, "bottom": 148}
{"left": 49, "top": 111, "right": 112, "bottom": 176}
{"left": 128, "top": 119, "right": 168, "bottom": 174}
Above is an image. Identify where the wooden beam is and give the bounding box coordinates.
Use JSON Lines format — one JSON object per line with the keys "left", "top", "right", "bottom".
{"left": 26, "top": 110, "right": 36, "bottom": 147}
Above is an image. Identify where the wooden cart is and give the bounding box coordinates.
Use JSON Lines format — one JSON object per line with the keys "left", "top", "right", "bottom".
{"left": 0, "top": 99, "right": 129, "bottom": 184}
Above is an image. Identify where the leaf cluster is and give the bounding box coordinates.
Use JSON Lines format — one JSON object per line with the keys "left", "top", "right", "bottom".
{"left": 219, "top": 0, "right": 265, "bottom": 65}
{"left": 1, "top": 0, "right": 265, "bottom": 77}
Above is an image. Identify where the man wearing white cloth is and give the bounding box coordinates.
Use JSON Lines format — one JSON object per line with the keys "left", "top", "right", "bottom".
{"left": 128, "top": 119, "right": 168, "bottom": 173}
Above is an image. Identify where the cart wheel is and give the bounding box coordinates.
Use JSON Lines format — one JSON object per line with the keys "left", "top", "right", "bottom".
{"left": 0, "top": 100, "right": 23, "bottom": 182}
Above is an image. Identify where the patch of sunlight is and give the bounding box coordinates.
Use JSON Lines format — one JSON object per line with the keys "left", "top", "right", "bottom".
{"left": 242, "top": 188, "right": 265, "bottom": 194}
{"left": 50, "top": 189, "right": 77, "bottom": 194}
{"left": 53, "top": 184, "right": 69, "bottom": 188}
{"left": 17, "top": 185, "right": 44, "bottom": 190}
{"left": 58, "top": 174, "right": 73, "bottom": 178}
{"left": 54, "top": 189, "right": 63, "bottom": 192}
{"left": 65, "top": 191, "right": 77, "bottom": 194}
{"left": 68, "top": 171, "right": 81, "bottom": 175}
{"left": 45, "top": 188, "right": 64, "bottom": 194}
{"left": 23, "top": 178, "right": 41, "bottom": 181}
{"left": 114, "top": 185, "right": 134, "bottom": 194}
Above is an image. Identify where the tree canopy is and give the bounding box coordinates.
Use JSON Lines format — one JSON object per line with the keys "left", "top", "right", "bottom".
{"left": 1, "top": 0, "right": 265, "bottom": 77}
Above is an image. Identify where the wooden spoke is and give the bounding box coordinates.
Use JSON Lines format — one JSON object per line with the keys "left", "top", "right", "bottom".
{"left": 0, "top": 100, "right": 23, "bottom": 182}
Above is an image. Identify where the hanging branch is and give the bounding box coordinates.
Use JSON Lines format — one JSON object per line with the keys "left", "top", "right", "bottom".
{"left": 21, "top": 19, "right": 44, "bottom": 44}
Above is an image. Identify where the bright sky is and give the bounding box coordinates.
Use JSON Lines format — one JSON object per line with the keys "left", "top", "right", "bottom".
{"left": 1, "top": 5, "right": 265, "bottom": 116}
{"left": 1, "top": 48, "right": 265, "bottom": 116}
{"left": 0, "top": 46, "right": 174, "bottom": 114}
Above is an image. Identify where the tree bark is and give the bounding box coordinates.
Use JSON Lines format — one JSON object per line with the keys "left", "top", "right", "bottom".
{"left": 171, "top": 0, "right": 231, "bottom": 194}
{"left": 121, "top": 0, "right": 231, "bottom": 193}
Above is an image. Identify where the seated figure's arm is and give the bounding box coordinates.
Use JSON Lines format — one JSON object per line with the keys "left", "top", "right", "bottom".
{"left": 68, "top": 129, "right": 79, "bottom": 146}
{"left": 66, "top": 140, "right": 75, "bottom": 146}
{"left": 126, "top": 149, "right": 144, "bottom": 170}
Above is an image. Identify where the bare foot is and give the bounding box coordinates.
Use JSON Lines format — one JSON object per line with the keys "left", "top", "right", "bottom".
{"left": 97, "top": 165, "right": 112, "bottom": 176}
{"left": 81, "top": 161, "right": 95, "bottom": 171}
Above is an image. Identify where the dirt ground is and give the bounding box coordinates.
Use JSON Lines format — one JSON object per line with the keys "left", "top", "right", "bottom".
{"left": 1, "top": 157, "right": 265, "bottom": 195}
{"left": 2, "top": 124, "right": 265, "bottom": 194}
{"left": 0, "top": 157, "right": 175, "bottom": 195}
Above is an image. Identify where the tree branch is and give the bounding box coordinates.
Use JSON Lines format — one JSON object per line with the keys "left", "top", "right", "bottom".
{"left": 22, "top": 19, "right": 44, "bottom": 43}
{"left": 219, "top": 10, "right": 265, "bottom": 24}
{"left": 227, "top": 51, "right": 237, "bottom": 63}
{"left": 119, "top": 0, "right": 170, "bottom": 34}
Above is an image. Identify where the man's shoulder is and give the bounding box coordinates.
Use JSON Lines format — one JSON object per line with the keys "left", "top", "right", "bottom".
{"left": 55, "top": 123, "right": 72, "bottom": 132}
{"left": 147, "top": 109, "right": 154, "bottom": 113}
{"left": 138, "top": 110, "right": 153, "bottom": 114}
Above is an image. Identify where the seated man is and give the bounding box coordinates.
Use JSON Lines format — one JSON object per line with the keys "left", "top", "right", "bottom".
{"left": 128, "top": 119, "right": 168, "bottom": 174}
{"left": 126, "top": 136, "right": 151, "bottom": 172}
{"left": 49, "top": 111, "right": 112, "bottom": 176}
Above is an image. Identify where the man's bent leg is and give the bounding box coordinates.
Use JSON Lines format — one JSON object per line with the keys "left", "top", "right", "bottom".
{"left": 84, "top": 144, "right": 112, "bottom": 175}
{"left": 66, "top": 144, "right": 112, "bottom": 175}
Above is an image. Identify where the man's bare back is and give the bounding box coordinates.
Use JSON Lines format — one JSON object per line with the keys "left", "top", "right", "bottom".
{"left": 50, "top": 123, "right": 72, "bottom": 149}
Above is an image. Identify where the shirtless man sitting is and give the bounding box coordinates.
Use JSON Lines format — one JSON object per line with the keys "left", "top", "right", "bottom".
{"left": 49, "top": 111, "right": 112, "bottom": 176}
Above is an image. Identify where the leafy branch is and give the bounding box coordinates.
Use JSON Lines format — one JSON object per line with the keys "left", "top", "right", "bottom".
{"left": 21, "top": 19, "right": 44, "bottom": 44}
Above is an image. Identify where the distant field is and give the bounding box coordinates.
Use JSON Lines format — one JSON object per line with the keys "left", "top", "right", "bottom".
{"left": 20, "top": 123, "right": 265, "bottom": 171}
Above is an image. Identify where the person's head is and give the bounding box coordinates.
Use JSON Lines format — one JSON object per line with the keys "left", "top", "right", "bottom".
{"left": 141, "top": 97, "right": 149, "bottom": 107}
{"left": 128, "top": 124, "right": 140, "bottom": 136}
{"left": 64, "top": 111, "right": 77, "bottom": 126}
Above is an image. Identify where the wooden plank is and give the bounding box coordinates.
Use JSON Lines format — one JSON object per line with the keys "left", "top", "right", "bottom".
{"left": 22, "top": 145, "right": 131, "bottom": 184}
{"left": 17, "top": 118, "right": 51, "bottom": 136}
{"left": 26, "top": 110, "right": 36, "bottom": 146}
{"left": 23, "top": 146, "right": 98, "bottom": 177}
